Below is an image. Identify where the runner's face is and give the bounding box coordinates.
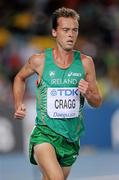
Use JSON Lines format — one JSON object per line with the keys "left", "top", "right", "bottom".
{"left": 52, "top": 17, "right": 79, "bottom": 51}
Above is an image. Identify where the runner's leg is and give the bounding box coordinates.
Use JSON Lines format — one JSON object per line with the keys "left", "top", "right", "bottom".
{"left": 34, "top": 142, "right": 64, "bottom": 180}
{"left": 62, "top": 166, "right": 71, "bottom": 179}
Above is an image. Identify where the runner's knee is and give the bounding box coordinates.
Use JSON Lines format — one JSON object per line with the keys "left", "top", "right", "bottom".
{"left": 42, "top": 172, "right": 64, "bottom": 180}
{"left": 50, "top": 173, "right": 64, "bottom": 180}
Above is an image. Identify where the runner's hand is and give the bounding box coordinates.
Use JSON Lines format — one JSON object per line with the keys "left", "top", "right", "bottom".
{"left": 14, "top": 104, "right": 26, "bottom": 119}
{"left": 78, "top": 79, "right": 89, "bottom": 97}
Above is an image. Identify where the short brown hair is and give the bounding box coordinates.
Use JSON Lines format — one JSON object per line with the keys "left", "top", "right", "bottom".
{"left": 52, "top": 7, "right": 80, "bottom": 30}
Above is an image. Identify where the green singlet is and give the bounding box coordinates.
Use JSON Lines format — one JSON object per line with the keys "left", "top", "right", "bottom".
{"left": 29, "top": 48, "right": 85, "bottom": 166}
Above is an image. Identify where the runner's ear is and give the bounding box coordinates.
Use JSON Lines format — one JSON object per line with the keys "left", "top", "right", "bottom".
{"left": 52, "top": 29, "right": 57, "bottom": 38}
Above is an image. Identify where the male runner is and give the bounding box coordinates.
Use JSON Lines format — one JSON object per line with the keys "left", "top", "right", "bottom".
{"left": 13, "top": 7, "right": 102, "bottom": 180}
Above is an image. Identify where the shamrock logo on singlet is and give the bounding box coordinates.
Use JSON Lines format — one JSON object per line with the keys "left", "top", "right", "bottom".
{"left": 49, "top": 71, "right": 55, "bottom": 77}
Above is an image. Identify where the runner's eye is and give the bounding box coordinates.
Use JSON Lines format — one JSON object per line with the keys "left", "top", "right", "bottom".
{"left": 63, "top": 28, "right": 69, "bottom": 32}
{"left": 73, "top": 28, "right": 78, "bottom": 32}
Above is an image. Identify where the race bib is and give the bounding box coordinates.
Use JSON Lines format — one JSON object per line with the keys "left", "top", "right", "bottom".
{"left": 47, "top": 88, "right": 80, "bottom": 118}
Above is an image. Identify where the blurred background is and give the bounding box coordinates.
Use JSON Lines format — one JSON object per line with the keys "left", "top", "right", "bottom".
{"left": 0, "top": 0, "right": 119, "bottom": 179}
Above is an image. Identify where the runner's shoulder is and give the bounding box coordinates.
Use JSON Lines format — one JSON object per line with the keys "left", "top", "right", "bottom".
{"left": 80, "top": 53, "right": 95, "bottom": 72}
{"left": 80, "top": 53, "right": 93, "bottom": 63}
{"left": 28, "top": 50, "right": 45, "bottom": 66}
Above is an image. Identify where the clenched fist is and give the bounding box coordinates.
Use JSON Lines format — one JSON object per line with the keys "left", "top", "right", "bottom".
{"left": 78, "top": 79, "right": 89, "bottom": 97}
{"left": 14, "top": 104, "right": 26, "bottom": 119}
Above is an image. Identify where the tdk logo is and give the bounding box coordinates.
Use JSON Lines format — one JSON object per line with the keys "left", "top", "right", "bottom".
{"left": 50, "top": 88, "right": 79, "bottom": 96}
{"left": 50, "top": 89, "right": 57, "bottom": 96}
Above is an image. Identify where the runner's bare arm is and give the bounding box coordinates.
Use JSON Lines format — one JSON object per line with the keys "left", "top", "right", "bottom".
{"left": 13, "top": 53, "right": 44, "bottom": 118}
{"left": 79, "top": 54, "right": 102, "bottom": 107}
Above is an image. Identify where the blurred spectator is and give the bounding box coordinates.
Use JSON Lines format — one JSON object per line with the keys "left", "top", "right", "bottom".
{"left": 0, "top": 73, "right": 13, "bottom": 105}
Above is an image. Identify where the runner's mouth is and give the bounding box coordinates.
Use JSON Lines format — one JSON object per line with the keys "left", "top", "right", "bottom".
{"left": 67, "top": 40, "right": 73, "bottom": 44}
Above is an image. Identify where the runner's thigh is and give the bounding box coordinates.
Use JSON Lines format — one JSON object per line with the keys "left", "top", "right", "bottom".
{"left": 34, "top": 142, "right": 64, "bottom": 180}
